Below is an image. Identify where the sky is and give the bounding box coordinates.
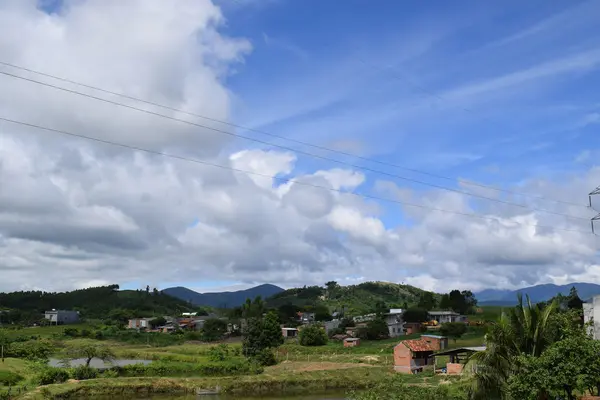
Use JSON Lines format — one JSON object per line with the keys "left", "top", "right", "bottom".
{"left": 0, "top": 0, "right": 600, "bottom": 294}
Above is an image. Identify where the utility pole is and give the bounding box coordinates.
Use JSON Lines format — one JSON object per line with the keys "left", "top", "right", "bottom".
{"left": 589, "top": 186, "right": 600, "bottom": 234}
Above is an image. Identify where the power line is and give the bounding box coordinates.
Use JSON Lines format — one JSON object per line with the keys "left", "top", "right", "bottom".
{"left": 0, "top": 116, "right": 593, "bottom": 235}
{"left": 0, "top": 60, "right": 587, "bottom": 209}
{"left": 589, "top": 186, "right": 600, "bottom": 234}
{"left": 0, "top": 69, "right": 591, "bottom": 222}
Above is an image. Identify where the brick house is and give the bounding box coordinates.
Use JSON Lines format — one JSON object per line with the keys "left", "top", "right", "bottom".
{"left": 393, "top": 335, "right": 448, "bottom": 374}
{"left": 343, "top": 338, "right": 360, "bottom": 347}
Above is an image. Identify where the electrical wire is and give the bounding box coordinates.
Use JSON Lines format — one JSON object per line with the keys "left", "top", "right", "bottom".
{"left": 0, "top": 60, "right": 588, "bottom": 209}
{"left": 0, "top": 115, "right": 593, "bottom": 235}
{"left": 0, "top": 69, "right": 591, "bottom": 222}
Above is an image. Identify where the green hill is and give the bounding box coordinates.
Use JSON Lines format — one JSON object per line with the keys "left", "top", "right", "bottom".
{"left": 0, "top": 285, "right": 193, "bottom": 324}
{"left": 266, "top": 281, "right": 439, "bottom": 316}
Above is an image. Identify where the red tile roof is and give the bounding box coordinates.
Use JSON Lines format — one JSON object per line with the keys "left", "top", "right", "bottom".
{"left": 402, "top": 338, "right": 436, "bottom": 352}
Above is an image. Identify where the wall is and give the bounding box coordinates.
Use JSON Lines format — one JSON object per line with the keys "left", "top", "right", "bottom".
{"left": 446, "top": 363, "right": 463, "bottom": 375}
{"left": 393, "top": 343, "right": 412, "bottom": 373}
{"left": 583, "top": 298, "right": 600, "bottom": 339}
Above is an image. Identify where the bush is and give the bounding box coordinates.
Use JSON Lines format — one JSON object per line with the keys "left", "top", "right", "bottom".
{"left": 0, "top": 371, "right": 24, "bottom": 386}
{"left": 101, "top": 368, "right": 119, "bottom": 378}
{"left": 63, "top": 328, "right": 79, "bottom": 337}
{"left": 299, "top": 325, "right": 328, "bottom": 346}
{"left": 253, "top": 348, "right": 277, "bottom": 366}
{"left": 35, "top": 367, "right": 70, "bottom": 385}
{"left": 70, "top": 365, "right": 98, "bottom": 380}
{"left": 114, "top": 359, "right": 263, "bottom": 378}
{"left": 208, "top": 344, "right": 230, "bottom": 362}
{"left": 6, "top": 340, "right": 55, "bottom": 360}
{"left": 357, "top": 318, "right": 389, "bottom": 341}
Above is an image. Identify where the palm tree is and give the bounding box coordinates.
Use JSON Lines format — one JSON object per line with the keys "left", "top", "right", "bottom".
{"left": 466, "top": 294, "right": 558, "bottom": 399}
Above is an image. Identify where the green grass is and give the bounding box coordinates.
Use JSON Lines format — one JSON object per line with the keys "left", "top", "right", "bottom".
{"left": 470, "top": 306, "right": 504, "bottom": 322}
{"left": 1, "top": 324, "right": 95, "bottom": 339}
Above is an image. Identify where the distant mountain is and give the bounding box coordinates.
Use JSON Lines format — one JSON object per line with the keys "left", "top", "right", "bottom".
{"left": 475, "top": 282, "right": 600, "bottom": 305}
{"left": 162, "top": 284, "right": 284, "bottom": 308}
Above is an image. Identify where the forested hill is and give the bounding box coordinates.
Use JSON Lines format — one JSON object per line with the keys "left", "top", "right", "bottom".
{"left": 266, "top": 281, "right": 440, "bottom": 315}
{"left": 0, "top": 285, "right": 193, "bottom": 323}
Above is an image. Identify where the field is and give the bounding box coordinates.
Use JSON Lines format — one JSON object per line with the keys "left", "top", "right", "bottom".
{"left": 0, "top": 324, "right": 486, "bottom": 399}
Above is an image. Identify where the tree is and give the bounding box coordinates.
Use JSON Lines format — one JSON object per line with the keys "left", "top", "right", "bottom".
{"left": 402, "top": 308, "right": 429, "bottom": 323}
{"left": 201, "top": 318, "right": 228, "bottom": 342}
{"left": 325, "top": 281, "right": 339, "bottom": 298}
{"left": 299, "top": 324, "right": 328, "bottom": 346}
{"left": 418, "top": 292, "right": 437, "bottom": 310}
{"left": 242, "top": 296, "right": 265, "bottom": 319}
{"left": 65, "top": 344, "right": 115, "bottom": 367}
{"left": 242, "top": 311, "right": 283, "bottom": 359}
{"left": 314, "top": 304, "right": 333, "bottom": 321}
{"left": 0, "top": 330, "right": 9, "bottom": 363}
{"left": 439, "top": 322, "right": 467, "bottom": 343}
{"left": 358, "top": 317, "right": 389, "bottom": 340}
{"left": 566, "top": 286, "right": 583, "bottom": 310}
{"left": 145, "top": 285, "right": 150, "bottom": 294}
{"left": 149, "top": 316, "right": 166, "bottom": 328}
{"left": 466, "top": 294, "right": 558, "bottom": 399}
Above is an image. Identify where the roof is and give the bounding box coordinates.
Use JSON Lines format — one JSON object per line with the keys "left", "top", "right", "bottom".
{"left": 422, "top": 334, "right": 447, "bottom": 339}
{"left": 431, "top": 346, "right": 486, "bottom": 357}
{"left": 400, "top": 339, "right": 437, "bottom": 352}
{"left": 428, "top": 311, "right": 459, "bottom": 316}
{"left": 282, "top": 328, "right": 298, "bottom": 331}
{"left": 344, "top": 337, "right": 360, "bottom": 342}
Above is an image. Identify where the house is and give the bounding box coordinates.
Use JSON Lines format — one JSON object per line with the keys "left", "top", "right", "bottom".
{"left": 128, "top": 318, "right": 153, "bottom": 329}
{"left": 431, "top": 346, "right": 486, "bottom": 375}
{"left": 403, "top": 322, "right": 422, "bottom": 335}
{"left": 44, "top": 310, "right": 79, "bottom": 325}
{"left": 281, "top": 327, "right": 298, "bottom": 338}
{"left": 298, "top": 312, "right": 316, "bottom": 324}
{"left": 343, "top": 337, "right": 360, "bottom": 347}
{"left": 394, "top": 338, "right": 438, "bottom": 373}
{"left": 584, "top": 295, "right": 600, "bottom": 339}
{"left": 421, "top": 334, "right": 448, "bottom": 350}
{"left": 385, "top": 309, "right": 404, "bottom": 338}
{"left": 323, "top": 319, "right": 341, "bottom": 334}
{"left": 428, "top": 311, "right": 463, "bottom": 324}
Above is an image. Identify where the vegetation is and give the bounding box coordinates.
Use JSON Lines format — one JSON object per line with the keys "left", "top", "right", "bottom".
{"left": 200, "top": 318, "right": 228, "bottom": 342}
{"left": 350, "top": 375, "right": 466, "bottom": 399}
{"left": 439, "top": 322, "right": 468, "bottom": 342}
{"left": 299, "top": 325, "right": 328, "bottom": 346}
{"left": 242, "top": 310, "right": 283, "bottom": 363}
{"left": 62, "top": 343, "right": 115, "bottom": 367}
{"left": 357, "top": 318, "right": 390, "bottom": 340}
{"left": 0, "top": 285, "right": 192, "bottom": 325}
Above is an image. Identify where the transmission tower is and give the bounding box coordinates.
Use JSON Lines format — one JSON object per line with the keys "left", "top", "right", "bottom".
{"left": 589, "top": 186, "right": 600, "bottom": 234}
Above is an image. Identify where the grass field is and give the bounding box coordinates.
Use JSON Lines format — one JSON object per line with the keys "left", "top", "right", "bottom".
{"left": 0, "top": 326, "right": 485, "bottom": 399}
{"left": 0, "top": 324, "right": 95, "bottom": 339}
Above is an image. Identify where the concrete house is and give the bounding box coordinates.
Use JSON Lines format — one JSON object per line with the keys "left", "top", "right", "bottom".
{"left": 584, "top": 295, "right": 600, "bottom": 339}
{"left": 128, "top": 318, "right": 153, "bottom": 329}
{"left": 385, "top": 309, "right": 405, "bottom": 337}
{"left": 281, "top": 327, "right": 298, "bottom": 338}
{"left": 393, "top": 335, "right": 448, "bottom": 373}
{"left": 298, "top": 312, "right": 316, "bottom": 324}
{"left": 428, "top": 311, "right": 463, "bottom": 324}
{"left": 44, "top": 310, "right": 79, "bottom": 325}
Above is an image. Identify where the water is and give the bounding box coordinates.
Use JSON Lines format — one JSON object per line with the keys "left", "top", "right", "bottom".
{"left": 48, "top": 358, "right": 151, "bottom": 370}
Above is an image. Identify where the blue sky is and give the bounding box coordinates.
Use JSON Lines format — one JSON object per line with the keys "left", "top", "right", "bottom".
{"left": 219, "top": 0, "right": 599, "bottom": 184}
{"left": 11, "top": 0, "right": 599, "bottom": 293}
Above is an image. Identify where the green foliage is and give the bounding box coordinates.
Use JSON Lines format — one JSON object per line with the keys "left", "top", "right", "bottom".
{"left": 65, "top": 344, "right": 115, "bottom": 367}
{"left": 299, "top": 325, "right": 328, "bottom": 346}
{"left": 242, "top": 308, "right": 284, "bottom": 358}
{"left": 70, "top": 365, "right": 99, "bottom": 380}
{"left": 0, "top": 371, "right": 23, "bottom": 386}
{"left": 466, "top": 294, "right": 559, "bottom": 399}
{"left": 314, "top": 304, "right": 333, "bottom": 321}
{"left": 440, "top": 290, "right": 477, "bottom": 314}
{"left": 149, "top": 316, "right": 166, "bottom": 328}
{"left": 417, "top": 291, "right": 438, "bottom": 310}
{"left": 402, "top": 308, "right": 429, "bottom": 323}
{"left": 4, "top": 339, "right": 55, "bottom": 361}
{"left": 113, "top": 359, "right": 263, "bottom": 377}
{"left": 439, "top": 322, "right": 467, "bottom": 342}
{"left": 253, "top": 348, "right": 277, "bottom": 366}
{"left": 200, "top": 318, "right": 228, "bottom": 342}
{"left": 208, "top": 344, "right": 231, "bottom": 362}
{"left": 34, "top": 366, "right": 70, "bottom": 385}
{"left": 267, "top": 281, "right": 430, "bottom": 316}
{"left": 357, "top": 318, "right": 389, "bottom": 341}
{"left": 350, "top": 376, "right": 466, "bottom": 400}
{"left": 0, "top": 285, "right": 192, "bottom": 324}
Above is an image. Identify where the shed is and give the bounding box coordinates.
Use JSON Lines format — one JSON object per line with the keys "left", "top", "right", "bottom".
{"left": 281, "top": 327, "right": 298, "bottom": 338}
{"left": 343, "top": 337, "right": 360, "bottom": 347}
{"left": 430, "top": 346, "right": 486, "bottom": 375}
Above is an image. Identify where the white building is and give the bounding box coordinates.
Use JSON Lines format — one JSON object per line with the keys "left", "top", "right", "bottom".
{"left": 386, "top": 309, "right": 405, "bottom": 337}
{"left": 583, "top": 295, "right": 600, "bottom": 339}
{"left": 44, "top": 310, "right": 80, "bottom": 325}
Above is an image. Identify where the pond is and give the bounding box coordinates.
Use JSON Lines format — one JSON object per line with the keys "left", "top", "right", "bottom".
{"left": 48, "top": 358, "right": 151, "bottom": 370}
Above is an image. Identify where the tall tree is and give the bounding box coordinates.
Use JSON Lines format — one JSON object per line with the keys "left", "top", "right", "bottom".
{"left": 566, "top": 286, "right": 583, "bottom": 310}
{"left": 417, "top": 292, "right": 437, "bottom": 310}
{"left": 466, "top": 294, "right": 558, "bottom": 399}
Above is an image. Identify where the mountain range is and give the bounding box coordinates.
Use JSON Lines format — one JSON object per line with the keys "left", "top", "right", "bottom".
{"left": 162, "top": 284, "right": 284, "bottom": 308}
{"left": 474, "top": 282, "right": 600, "bottom": 305}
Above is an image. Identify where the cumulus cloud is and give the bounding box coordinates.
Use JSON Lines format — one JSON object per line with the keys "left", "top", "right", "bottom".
{"left": 0, "top": 0, "right": 599, "bottom": 293}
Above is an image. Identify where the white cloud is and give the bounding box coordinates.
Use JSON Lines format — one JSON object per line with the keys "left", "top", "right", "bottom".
{"left": 0, "top": 0, "right": 599, "bottom": 294}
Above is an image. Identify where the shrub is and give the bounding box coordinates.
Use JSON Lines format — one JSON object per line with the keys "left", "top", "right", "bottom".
{"left": 6, "top": 340, "right": 55, "bottom": 360}
{"left": 35, "top": 367, "right": 70, "bottom": 385}
{"left": 208, "top": 344, "right": 230, "bottom": 362}
{"left": 253, "top": 348, "right": 277, "bottom": 366}
{"left": 0, "top": 371, "right": 24, "bottom": 386}
{"left": 101, "top": 368, "right": 119, "bottom": 378}
{"left": 115, "top": 359, "right": 262, "bottom": 377}
{"left": 357, "top": 318, "right": 389, "bottom": 341}
{"left": 63, "top": 328, "right": 79, "bottom": 337}
{"left": 299, "top": 325, "right": 328, "bottom": 346}
{"left": 70, "top": 365, "right": 99, "bottom": 380}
